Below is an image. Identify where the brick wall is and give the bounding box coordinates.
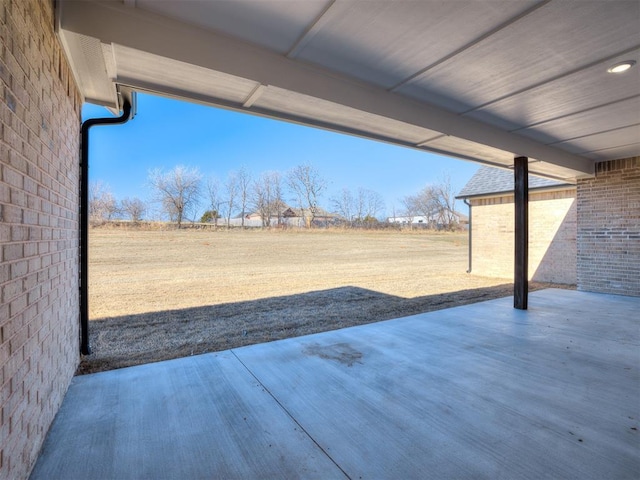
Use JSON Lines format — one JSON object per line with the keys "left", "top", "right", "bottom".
{"left": 577, "top": 157, "right": 640, "bottom": 296}
{"left": 1, "top": 0, "right": 81, "bottom": 478}
{"left": 469, "top": 188, "right": 577, "bottom": 284}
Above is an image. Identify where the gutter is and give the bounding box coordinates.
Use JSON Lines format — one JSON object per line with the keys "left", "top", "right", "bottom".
{"left": 79, "top": 98, "right": 133, "bottom": 355}
{"left": 456, "top": 183, "right": 575, "bottom": 202}
{"left": 463, "top": 199, "right": 472, "bottom": 273}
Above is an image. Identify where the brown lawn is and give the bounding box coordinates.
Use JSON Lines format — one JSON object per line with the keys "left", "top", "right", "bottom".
{"left": 82, "top": 227, "right": 564, "bottom": 373}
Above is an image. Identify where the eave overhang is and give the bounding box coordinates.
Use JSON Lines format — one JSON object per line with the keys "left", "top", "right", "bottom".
{"left": 56, "top": 0, "right": 625, "bottom": 182}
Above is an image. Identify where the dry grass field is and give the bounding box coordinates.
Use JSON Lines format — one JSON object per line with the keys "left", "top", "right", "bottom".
{"left": 82, "top": 227, "right": 562, "bottom": 373}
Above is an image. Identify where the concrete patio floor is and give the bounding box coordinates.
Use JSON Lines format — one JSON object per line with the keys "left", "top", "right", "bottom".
{"left": 30, "top": 289, "right": 639, "bottom": 479}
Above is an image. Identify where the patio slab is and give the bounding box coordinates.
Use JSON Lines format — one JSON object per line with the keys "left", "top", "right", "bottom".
{"left": 30, "top": 289, "right": 640, "bottom": 479}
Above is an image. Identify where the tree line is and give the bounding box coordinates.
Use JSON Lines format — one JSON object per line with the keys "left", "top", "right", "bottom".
{"left": 89, "top": 164, "right": 459, "bottom": 230}
{"left": 89, "top": 181, "right": 147, "bottom": 224}
{"left": 399, "top": 175, "right": 459, "bottom": 229}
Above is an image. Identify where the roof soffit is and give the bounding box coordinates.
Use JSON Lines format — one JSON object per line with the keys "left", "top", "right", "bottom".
{"left": 54, "top": 0, "right": 640, "bottom": 181}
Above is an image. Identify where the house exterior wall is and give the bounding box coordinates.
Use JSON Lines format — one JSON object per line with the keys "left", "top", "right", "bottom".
{"left": 577, "top": 157, "right": 639, "bottom": 296}
{"left": 469, "top": 189, "right": 577, "bottom": 284}
{"left": 1, "top": 0, "right": 81, "bottom": 478}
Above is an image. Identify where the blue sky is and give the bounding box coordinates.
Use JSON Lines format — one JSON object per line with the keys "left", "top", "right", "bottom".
{"left": 83, "top": 92, "right": 479, "bottom": 218}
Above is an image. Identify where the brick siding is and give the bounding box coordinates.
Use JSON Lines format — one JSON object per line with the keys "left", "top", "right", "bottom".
{"left": 577, "top": 157, "right": 640, "bottom": 296}
{"left": 1, "top": 0, "right": 81, "bottom": 478}
{"left": 469, "top": 189, "right": 577, "bottom": 284}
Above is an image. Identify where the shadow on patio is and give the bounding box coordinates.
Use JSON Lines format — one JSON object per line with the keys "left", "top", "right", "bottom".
{"left": 79, "top": 282, "right": 565, "bottom": 374}
{"left": 33, "top": 289, "right": 639, "bottom": 479}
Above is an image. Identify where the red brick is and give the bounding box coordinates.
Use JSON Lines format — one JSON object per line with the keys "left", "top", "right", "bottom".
{"left": 9, "top": 260, "right": 27, "bottom": 279}
{"left": 577, "top": 157, "right": 640, "bottom": 295}
{"left": 3, "top": 243, "right": 22, "bottom": 262}
{"left": 467, "top": 189, "right": 577, "bottom": 284}
{"left": 1, "top": 203, "right": 22, "bottom": 223}
{"left": 1, "top": 1, "right": 81, "bottom": 477}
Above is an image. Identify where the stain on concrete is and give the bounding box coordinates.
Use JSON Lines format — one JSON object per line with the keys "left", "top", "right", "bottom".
{"left": 303, "top": 342, "right": 363, "bottom": 367}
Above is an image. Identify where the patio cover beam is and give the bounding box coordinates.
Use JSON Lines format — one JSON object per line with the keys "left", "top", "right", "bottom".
{"left": 57, "top": 0, "right": 594, "bottom": 179}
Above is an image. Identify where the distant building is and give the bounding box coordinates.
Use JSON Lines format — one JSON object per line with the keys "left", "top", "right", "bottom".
{"left": 387, "top": 209, "right": 468, "bottom": 228}
{"left": 228, "top": 204, "right": 341, "bottom": 228}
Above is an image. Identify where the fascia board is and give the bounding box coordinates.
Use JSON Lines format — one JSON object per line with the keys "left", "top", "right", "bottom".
{"left": 456, "top": 183, "right": 576, "bottom": 200}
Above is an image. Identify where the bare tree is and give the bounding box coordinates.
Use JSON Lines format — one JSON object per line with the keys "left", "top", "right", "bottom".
{"left": 148, "top": 165, "right": 202, "bottom": 228}
{"left": 331, "top": 188, "right": 355, "bottom": 226}
{"left": 253, "top": 172, "right": 274, "bottom": 227}
{"left": 389, "top": 204, "right": 402, "bottom": 227}
{"left": 236, "top": 167, "right": 252, "bottom": 228}
{"left": 287, "top": 163, "right": 326, "bottom": 228}
{"left": 403, "top": 190, "right": 435, "bottom": 227}
{"left": 120, "top": 197, "right": 146, "bottom": 223}
{"left": 223, "top": 171, "right": 239, "bottom": 228}
{"left": 354, "top": 188, "right": 366, "bottom": 224}
{"left": 432, "top": 174, "right": 458, "bottom": 229}
{"left": 400, "top": 196, "right": 417, "bottom": 229}
{"left": 402, "top": 174, "right": 458, "bottom": 230}
{"left": 332, "top": 187, "right": 384, "bottom": 227}
{"left": 206, "top": 176, "right": 223, "bottom": 227}
{"left": 363, "top": 188, "right": 385, "bottom": 222}
{"left": 272, "top": 171, "right": 285, "bottom": 226}
{"left": 252, "top": 171, "right": 285, "bottom": 228}
{"left": 89, "top": 181, "right": 118, "bottom": 224}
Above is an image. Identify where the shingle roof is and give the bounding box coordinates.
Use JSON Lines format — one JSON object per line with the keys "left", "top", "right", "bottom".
{"left": 456, "top": 166, "right": 573, "bottom": 199}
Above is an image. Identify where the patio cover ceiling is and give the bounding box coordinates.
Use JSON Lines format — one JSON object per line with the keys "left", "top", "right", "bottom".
{"left": 56, "top": 0, "right": 640, "bottom": 182}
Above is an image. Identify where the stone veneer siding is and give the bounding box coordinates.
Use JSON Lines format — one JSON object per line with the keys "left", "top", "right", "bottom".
{"left": 469, "top": 188, "right": 577, "bottom": 284}
{"left": 577, "top": 157, "right": 640, "bottom": 296}
{"left": 1, "top": 0, "right": 81, "bottom": 478}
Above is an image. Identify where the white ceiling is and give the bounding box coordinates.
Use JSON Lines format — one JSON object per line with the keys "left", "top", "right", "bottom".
{"left": 56, "top": 0, "right": 640, "bottom": 182}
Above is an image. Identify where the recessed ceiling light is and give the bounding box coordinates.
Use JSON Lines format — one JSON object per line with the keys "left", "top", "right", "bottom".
{"left": 607, "top": 61, "right": 636, "bottom": 73}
